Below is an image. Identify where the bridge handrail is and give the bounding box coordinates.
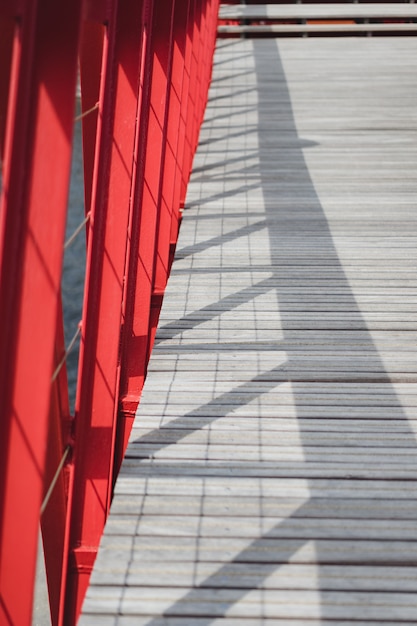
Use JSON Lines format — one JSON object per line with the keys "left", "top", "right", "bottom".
{"left": 218, "top": 2, "right": 417, "bottom": 35}
{"left": 0, "top": 1, "right": 219, "bottom": 624}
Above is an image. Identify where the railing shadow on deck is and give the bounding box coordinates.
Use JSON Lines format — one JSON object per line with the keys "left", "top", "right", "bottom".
{"left": 121, "top": 38, "right": 417, "bottom": 624}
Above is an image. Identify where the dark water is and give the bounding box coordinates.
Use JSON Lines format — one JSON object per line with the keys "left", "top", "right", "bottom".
{"left": 62, "top": 103, "right": 86, "bottom": 413}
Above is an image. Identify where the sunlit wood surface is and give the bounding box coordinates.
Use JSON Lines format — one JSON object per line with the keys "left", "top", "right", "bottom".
{"left": 81, "top": 35, "right": 417, "bottom": 625}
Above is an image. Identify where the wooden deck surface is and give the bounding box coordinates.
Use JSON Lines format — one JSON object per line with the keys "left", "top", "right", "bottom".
{"left": 80, "top": 36, "right": 417, "bottom": 625}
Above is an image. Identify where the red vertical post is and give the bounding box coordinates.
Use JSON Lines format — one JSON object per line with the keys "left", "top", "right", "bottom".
{"left": 63, "top": 1, "right": 147, "bottom": 622}
{"left": 112, "top": 0, "right": 155, "bottom": 478}
{"left": 195, "top": 0, "right": 208, "bottom": 143}
{"left": 180, "top": 0, "right": 203, "bottom": 203}
{"left": 152, "top": 0, "right": 191, "bottom": 297}
{"left": 0, "top": 0, "right": 82, "bottom": 623}
{"left": 79, "top": 20, "right": 104, "bottom": 221}
{"left": 0, "top": 1, "right": 220, "bottom": 622}
{"left": 191, "top": 0, "right": 209, "bottom": 161}
{"left": 172, "top": 0, "right": 195, "bottom": 234}
{"left": 119, "top": 0, "right": 176, "bottom": 434}
{"left": 201, "top": 0, "right": 220, "bottom": 117}
{"left": 118, "top": 0, "right": 220, "bottom": 464}
{"left": 179, "top": 0, "right": 219, "bottom": 208}
{"left": 200, "top": 1, "right": 214, "bottom": 115}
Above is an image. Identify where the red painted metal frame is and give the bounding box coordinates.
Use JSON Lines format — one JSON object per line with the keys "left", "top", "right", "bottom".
{"left": 0, "top": 2, "right": 83, "bottom": 625}
{"left": 0, "top": 1, "right": 219, "bottom": 624}
{"left": 152, "top": 0, "right": 191, "bottom": 298}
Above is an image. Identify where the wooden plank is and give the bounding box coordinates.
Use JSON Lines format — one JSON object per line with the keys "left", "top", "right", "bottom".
{"left": 127, "top": 429, "right": 417, "bottom": 446}
{"left": 84, "top": 535, "right": 417, "bottom": 564}
{"left": 218, "top": 23, "right": 417, "bottom": 35}
{"left": 131, "top": 405, "right": 417, "bottom": 421}
{"left": 104, "top": 515, "right": 417, "bottom": 540}
{"left": 75, "top": 618, "right": 417, "bottom": 626}
{"left": 109, "top": 494, "right": 417, "bottom": 519}
{"left": 131, "top": 419, "right": 417, "bottom": 436}
{"left": 90, "top": 562, "right": 417, "bottom": 594}
{"left": 82, "top": 586, "right": 417, "bottom": 620}
{"left": 118, "top": 462, "right": 417, "bottom": 480}
{"left": 113, "top": 475, "right": 417, "bottom": 499}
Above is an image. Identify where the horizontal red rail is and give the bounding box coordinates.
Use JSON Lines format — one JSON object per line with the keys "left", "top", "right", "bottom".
{"left": 0, "top": 1, "right": 219, "bottom": 624}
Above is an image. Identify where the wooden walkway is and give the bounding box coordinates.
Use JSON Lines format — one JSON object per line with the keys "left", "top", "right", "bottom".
{"left": 80, "top": 36, "right": 417, "bottom": 625}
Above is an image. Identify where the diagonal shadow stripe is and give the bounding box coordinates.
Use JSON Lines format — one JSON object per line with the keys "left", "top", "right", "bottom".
{"left": 128, "top": 361, "right": 289, "bottom": 458}
{"left": 191, "top": 148, "right": 259, "bottom": 173}
{"left": 174, "top": 220, "right": 268, "bottom": 261}
{"left": 132, "top": 496, "right": 417, "bottom": 624}
{"left": 155, "top": 276, "right": 274, "bottom": 342}
{"left": 103, "top": 38, "right": 417, "bottom": 625}
{"left": 185, "top": 177, "right": 261, "bottom": 207}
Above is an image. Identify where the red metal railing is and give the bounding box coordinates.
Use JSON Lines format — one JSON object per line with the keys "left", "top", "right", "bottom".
{"left": 0, "top": 1, "right": 219, "bottom": 624}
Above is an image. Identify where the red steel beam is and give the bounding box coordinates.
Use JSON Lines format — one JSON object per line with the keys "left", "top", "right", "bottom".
{"left": 151, "top": 0, "right": 219, "bottom": 338}
{"left": 130, "top": 0, "right": 176, "bottom": 372}
{"left": 180, "top": 0, "right": 203, "bottom": 204}
{"left": 64, "top": 1, "right": 148, "bottom": 622}
{"left": 196, "top": 0, "right": 208, "bottom": 142}
{"left": 117, "top": 0, "right": 220, "bottom": 467}
{"left": 0, "top": 1, "right": 220, "bottom": 623}
{"left": 79, "top": 21, "right": 104, "bottom": 226}
{"left": 199, "top": 0, "right": 219, "bottom": 140}
{"left": 152, "top": 0, "right": 191, "bottom": 298}
{"left": 0, "top": 1, "right": 82, "bottom": 623}
{"left": 172, "top": 0, "right": 196, "bottom": 232}
{"left": 112, "top": 0, "right": 154, "bottom": 473}
{"left": 118, "top": 0, "right": 176, "bottom": 433}
{"left": 179, "top": 0, "right": 219, "bottom": 208}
